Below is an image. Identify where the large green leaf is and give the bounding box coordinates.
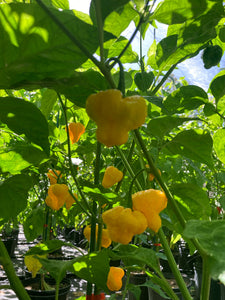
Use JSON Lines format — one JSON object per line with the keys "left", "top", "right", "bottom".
{"left": 90, "top": 0, "right": 130, "bottom": 23}
{"left": 165, "top": 129, "right": 213, "bottom": 166}
{"left": 183, "top": 220, "right": 225, "bottom": 284}
{"left": 0, "top": 143, "right": 47, "bottom": 174}
{"left": 147, "top": 116, "right": 199, "bottom": 138}
{"left": 213, "top": 129, "right": 225, "bottom": 164}
{"left": 170, "top": 183, "right": 211, "bottom": 220}
{"left": 23, "top": 206, "right": 45, "bottom": 242}
{"left": 103, "top": 3, "right": 139, "bottom": 36}
{"left": 152, "top": 0, "right": 207, "bottom": 25}
{"left": 163, "top": 85, "right": 208, "bottom": 114}
{"left": 55, "top": 70, "right": 108, "bottom": 107}
{"left": 73, "top": 250, "right": 110, "bottom": 291}
{"left": 210, "top": 70, "right": 225, "bottom": 102}
{"left": 110, "top": 244, "right": 161, "bottom": 272}
{"left": 40, "top": 89, "right": 58, "bottom": 118}
{"left": 0, "top": 97, "right": 50, "bottom": 155}
{"left": 0, "top": 3, "right": 114, "bottom": 89}
{"left": 0, "top": 174, "right": 32, "bottom": 220}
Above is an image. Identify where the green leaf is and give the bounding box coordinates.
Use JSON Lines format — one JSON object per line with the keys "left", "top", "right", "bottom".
{"left": 54, "top": 70, "right": 108, "bottom": 108}
{"left": 0, "top": 174, "right": 32, "bottom": 221}
{"left": 163, "top": 85, "right": 208, "bottom": 114}
{"left": 165, "top": 129, "right": 213, "bottom": 166}
{"left": 183, "top": 220, "right": 225, "bottom": 283}
{"left": 170, "top": 183, "right": 211, "bottom": 220}
{"left": 90, "top": 0, "right": 130, "bottom": 23}
{"left": 0, "top": 143, "right": 47, "bottom": 174}
{"left": 103, "top": 36, "right": 138, "bottom": 64}
{"left": 40, "top": 89, "right": 58, "bottom": 118}
{"left": 149, "top": 2, "right": 223, "bottom": 71}
{"left": 111, "top": 245, "right": 160, "bottom": 272}
{"left": 213, "top": 129, "right": 225, "bottom": 164}
{"left": 73, "top": 250, "right": 110, "bottom": 291}
{"left": 0, "top": 97, "right": 50, "bottom": 155}
{"left": 23, "top": 206, "right": 45, "bottom": 242}
{"left": 38, "top": 257, "right": 74, "bottom": 284}
{"left": 0, "top": 3, "right": 114, "bottom": 89}
{"left": 210, "top": 70, "right": 225, "bottom": 102}
{"left": 152, "top": 0, "right": 207, "bottom": 25}
{"left": 51, "top": 0, "right": 69, "bottom": 9}
{"left": 147, "top": 116, "right": 199, "bottom": 138}
{"left": 103, "top": 3, "right": 139, "bottom": 36}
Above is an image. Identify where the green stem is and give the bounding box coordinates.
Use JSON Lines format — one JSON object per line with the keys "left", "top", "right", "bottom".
{"left": 122, "top": 269, "right": 130, "bottom": 300}
{"left": 158, "top": 229, "right": 192, "bottom": 300}
{"left": 150, "top": 64, "right": 177, "bottom": 96}
{"left": 115, "top": 139, "right": 135, "bottom": 193}
{"left": 115, "top": 146, "right": 142, "bottom": 190}
{"left": 109, "top": 0, "right": 152, "bottom": 69}
{"left": 58, "top": 94, "right": 91, "bottom": 216}
{"left": 87, "top": 141, "right": 102, "bottom": 296}
{"left": 0, "top": 239, "right": 31, "bottom": 300}
{"left": 94, "top": 0, "right": 105, "bottom": 64}
{"left": 200, "top": 256, "right": 211, "bottom": 300}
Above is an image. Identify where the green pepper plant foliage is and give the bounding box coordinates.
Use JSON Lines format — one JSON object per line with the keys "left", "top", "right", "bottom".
{"left": 0, "top": 0, "right": 225, "bottom": 299}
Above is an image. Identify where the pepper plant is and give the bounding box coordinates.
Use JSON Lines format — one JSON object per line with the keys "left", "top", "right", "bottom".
{"left": 0, "top": 0, "right": 225, "bottom": 300}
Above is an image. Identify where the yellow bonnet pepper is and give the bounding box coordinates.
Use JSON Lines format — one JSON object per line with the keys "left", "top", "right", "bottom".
{"left": 132, "top": 189, "right": 167, "bottom": 232}
{"left": 86, "top": 89, "right": 147, "bottom": 147}
{"left": 67, "top": 122, "right": 85, "bottom": 144}
{"left": 107, "top": 266, "right": 125, "bottom": 291}
{"left": 46, "top": 184, "right": 70, "bottom": 210}
{"left": 102, "top": 206, "right": 147, "bottom": 244}
{"left": 102, "top": 166, "right": 123, "bottom": 188}
{"left": 47, "top": 169, "right": 62, "bottom": 185}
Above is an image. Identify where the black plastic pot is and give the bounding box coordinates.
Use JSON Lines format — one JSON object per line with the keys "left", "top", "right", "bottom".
{"left": 148, "top": 273, "right": 192, "bottom": 300}
{"left": 3, "top": 237, "right": 18, "bottom": 258}
{"left": 128, "top": 272, "right": 149, "bottom": 300}
{"left": 22, "top": 277, "right": 71, "bottom": 300}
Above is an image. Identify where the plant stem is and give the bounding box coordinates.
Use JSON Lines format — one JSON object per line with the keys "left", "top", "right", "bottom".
{"left": 109, "top": 0, "right": 152, "bottom": 69}
{"left": 0, "top": 239, "right": 31, "bottom": 300}
{"left": 115, "top": 146, "right": 142, "bottom": 190}
{"left": 94, "top": 0, "right": 105, "bottom": 64}
{"left": 115, "top": 139, "right": 135, "bottom": 193}
{"left": 87, "top": 141, "right": 102, "bottom": 296}
{"left": 158, "top": 229, "right": 192, "bottom": 300}
{"left": 122, "top": 269, "right": 130, "bottom": 300}
{"left": 200, "top": 255, "right": 211, "bottom": 300}
{"left": 58, "top": 94, "right": 91, "bottom": 216}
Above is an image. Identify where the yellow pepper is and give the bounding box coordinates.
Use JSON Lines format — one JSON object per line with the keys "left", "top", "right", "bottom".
{"left": 86, "top": 89, "right": 147, "bottom": 147}
{"left": 107, "top": 266, "right": 125, "bottom": 291}
{"left": 102, "top": 166, "right": 123, "bottom": 188}
{"left": 46, "top": 184, "right": 70, "bottom": 210}
{"left": 47, "top": 169, "right": 62, "bottom": 185}
{"left": 102, "top": 206, "right": 147, "bottom": 244}
{"left": 83, "top": 224, "right": 111, "bottom": 248}
{"left": 132, "top": 189, "right": 167, "bottom": 232}
{"left": 65, "top": 192, "right": 78, "bottom": 210}
{"left": 67, "top": 122, "right": 85, "bottom": 144}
